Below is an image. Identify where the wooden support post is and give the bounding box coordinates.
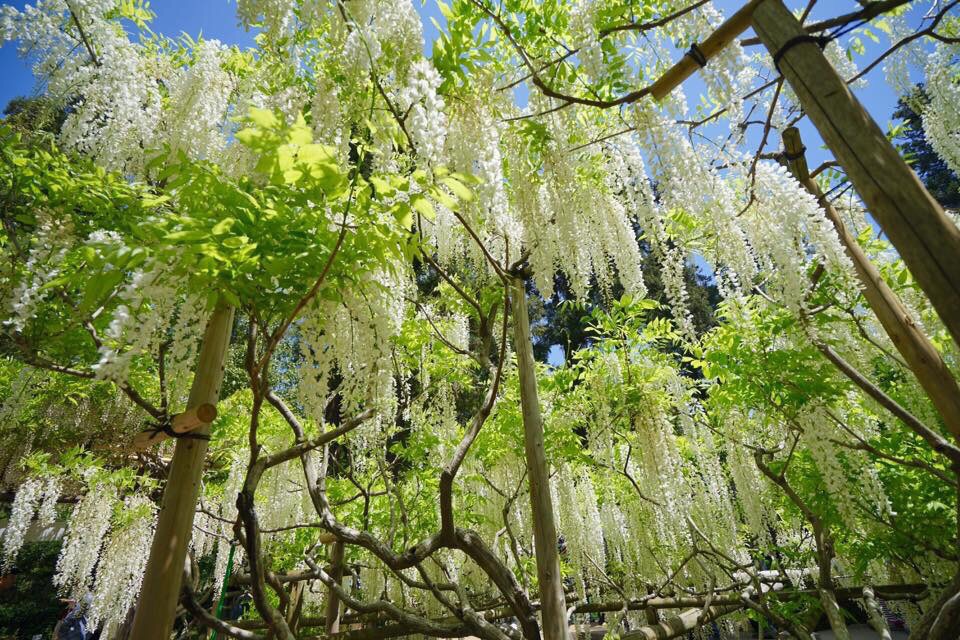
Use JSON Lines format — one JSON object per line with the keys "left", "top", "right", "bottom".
{"left": 752, "top": 0, "right": 960, "bottom": 349}
{"left": 130, "top": 303, "right": 235, "bottom": 640}
{"left": 325, "top": 540, "right": 345, "bottom": 635}
{"left": 644, "top": 586, "right": 659, "bottom": 626}
{"left": 650, "top": 0, "right": 764, "bottom": 100}
{"left": 286, "top": 581, "right": 306, "bottom": 637}
{"left": 508, "top": 276, "right": 570, "bottom": 640}
{"left": 782, "top": 127, "right": 960, "bottom": 442}
{"left": 818, "top": 586, "right": 851, "bottom": 640}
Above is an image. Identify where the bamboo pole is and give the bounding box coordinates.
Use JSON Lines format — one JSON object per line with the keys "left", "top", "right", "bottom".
{"left": 650, "top": 0, "right": 764, "bottom": 100}
{"left": 621, "top": 604, "right": 741, "bottom": 640}
{"left": 131, "top": 303, "right": 235, "bottom": 640}
{"left": 782, "top": 127, "right": 960, "bottom": 442}
{"left": 752, "top": 0, "right": 960, "bottom": 350}
{"left": 509, "top": 276, "right": 570, "bottom": 640}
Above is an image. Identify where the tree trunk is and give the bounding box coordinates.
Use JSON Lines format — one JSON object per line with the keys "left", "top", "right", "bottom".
{"left": 509, "top": 276, "right": 570, "bottom": 640}
{"left": 911, "top": 570, "right": 960, "bottom": 640}
{"left": 326, "top": 540, "right": 346, "bottom": 634}
{"left": 753, "top": 0, "right": 960, "bottom": 350}
{"left": 130, "top": 303, "right": 235, "bottom": 640}
{"left": 815, "top": 534, "right": 849, "bottom": 640}
{"left": 781, "top": 127, "right": 960, "bottom": 442}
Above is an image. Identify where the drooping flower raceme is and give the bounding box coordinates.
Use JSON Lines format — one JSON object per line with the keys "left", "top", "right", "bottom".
{"left": 37, "top": 476, "right": 63, "bottom": 528}
{"left": 90, "top": 261, "right": 180, "bottom": 384}
{"left": 6, "top": 216, "right": 72, "bottom": 334}
{"left": 158, "top": 39, "right": 236, "bottom": 164}
{"left": 398, "top": 60, "right": 449, "bottom": 166}
{"left": 1, "top": 477, "right": 42, "bottom": 572}
{"left": 86, "top": 495, "right": 157, "bottom": 640}
{"left": 237, "top": 0, "right": 296, "bottom": 35}
{"left": 55, "top": 482, "right": 118, "bottom": 599}
{"left": 922, "top": 44, "right": 960, "bottom": 177}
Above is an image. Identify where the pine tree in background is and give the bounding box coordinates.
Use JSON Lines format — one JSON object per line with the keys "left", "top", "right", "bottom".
{"left": 894, "top": 86, "right": 960, "bottom": 210}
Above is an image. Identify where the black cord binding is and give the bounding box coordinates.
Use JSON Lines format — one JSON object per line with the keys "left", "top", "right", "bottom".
{"left": 782, "top": 145, "right": 807, "bottom": 162}
{"left": 772, "top": 34, "right": 831, "bottom": 72}
{"left": 685, "top": 42, "right": 708, "bottom": 68}
{"left": 147, "top": 419, "right": 211, "bottom": 441}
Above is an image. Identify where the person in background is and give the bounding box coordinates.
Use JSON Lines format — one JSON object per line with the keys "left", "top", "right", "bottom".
{"left": 54, "top": 593, "right": 93, "bottom": 640}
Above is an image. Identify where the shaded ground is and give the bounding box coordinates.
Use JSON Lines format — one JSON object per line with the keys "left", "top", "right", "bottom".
{"left": 810, "top": 624, "right": 909, "bottom": 639}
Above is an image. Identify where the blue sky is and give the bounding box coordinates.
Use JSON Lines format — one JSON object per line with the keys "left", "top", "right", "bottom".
{"left": 0, "top": 0, "right": 924, "bottom": 139}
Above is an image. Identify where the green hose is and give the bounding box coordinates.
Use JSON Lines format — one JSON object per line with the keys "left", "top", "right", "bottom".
{"left": 209, "top": 543, "right": 236, "bottom": 640}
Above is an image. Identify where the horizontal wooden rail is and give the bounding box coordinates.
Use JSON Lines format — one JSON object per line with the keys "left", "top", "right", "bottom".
{"left": 650, "top": 0, "right": 764, "bottom": 100}
{"left": 131, "top": 402, "right": 218, "bottom": 450}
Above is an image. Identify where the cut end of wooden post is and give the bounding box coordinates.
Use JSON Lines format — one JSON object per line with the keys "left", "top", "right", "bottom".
{"left": 781, "top": 126, "right": 810, "bottom": 182}
{"left": 195, "top": 402, "right": 218, "bottom": 424}
{"left": 129, "top": 403, "right": 219, "bottom": 451}
{"left": 171, "top": 402, "right": 219, "bottom": 433}
{"left": 317, "top": 532, "right": 338, "bottom": 545}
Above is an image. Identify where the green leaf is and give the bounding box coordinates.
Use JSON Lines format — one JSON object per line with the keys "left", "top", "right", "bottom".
{"left": 212, "top": 218, "right": 236, "bottom": 235}
{"left": 223, "top": 236, "right": 248, "bottom": 248}
{"left": 394, "top": 202, "right": 414, "bottom": 230}
{"left": 370, "top": 176, "right": 396, "bottom": 197}
{"left": 248, "top": 107, "right": 278, "bottom": 129}
{"left": 165, "top": 229, "right": 208, "bottom": 242}
{"left": 441, "top": 177, "right": 474, "bottom": 201}
{"left": 411, "top": 194, "right": 436, "bottom": 220}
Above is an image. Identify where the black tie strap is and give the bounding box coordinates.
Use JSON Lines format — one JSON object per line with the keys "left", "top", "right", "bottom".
{"left": 146, "top": 419, "right": 211, "bottom": 441}
{"left": 772, "top": 34, "right": 831, "bottom": 72}
{"left": 685, "top": 42, "right": 708, "bottom": 68}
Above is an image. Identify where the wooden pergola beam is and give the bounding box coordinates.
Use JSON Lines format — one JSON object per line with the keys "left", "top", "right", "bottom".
{"left": 752, "top": 0, "right": 960, "bottom": 349}
{"left": 650, "top": 0, "right": 765, "bottom": 100}
{"left": 782, "top": 127, "right": 960, "bottom": 442}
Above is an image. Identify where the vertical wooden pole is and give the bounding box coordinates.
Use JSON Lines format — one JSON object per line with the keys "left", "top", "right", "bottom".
{"left": 752, "top": 0, "right": 960, "bottom": 349}
{"left": 325, "top": 540, "right": 345, "bottom": 634}
{"left": 131, "top": 303, "right": 235, "bottom": 640}
{"left": 509, "top": 276, "right": 570, "bottom": 640}
{"left": 285, "top": 581, "right": 305, "bottom": 636}
{"left": 782, "top": 127, "right": 960, "bottom": 441}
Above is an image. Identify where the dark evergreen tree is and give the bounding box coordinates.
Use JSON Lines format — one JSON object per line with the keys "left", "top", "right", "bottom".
{"left": 528, "top": 242, "right": 720, "bottom": 363}
{"left": 3, "top": 96, "right": 68, "bottom": 136}
{"left": 0, "top": 541, "right": 65, "bottom": 638}
{"left": 893, "top": 86, "right": 960, "bottom": 209}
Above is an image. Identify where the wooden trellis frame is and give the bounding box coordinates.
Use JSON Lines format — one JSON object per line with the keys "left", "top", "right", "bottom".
{"left": 127, "top": 0, "right": 960, "bottom": 636}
